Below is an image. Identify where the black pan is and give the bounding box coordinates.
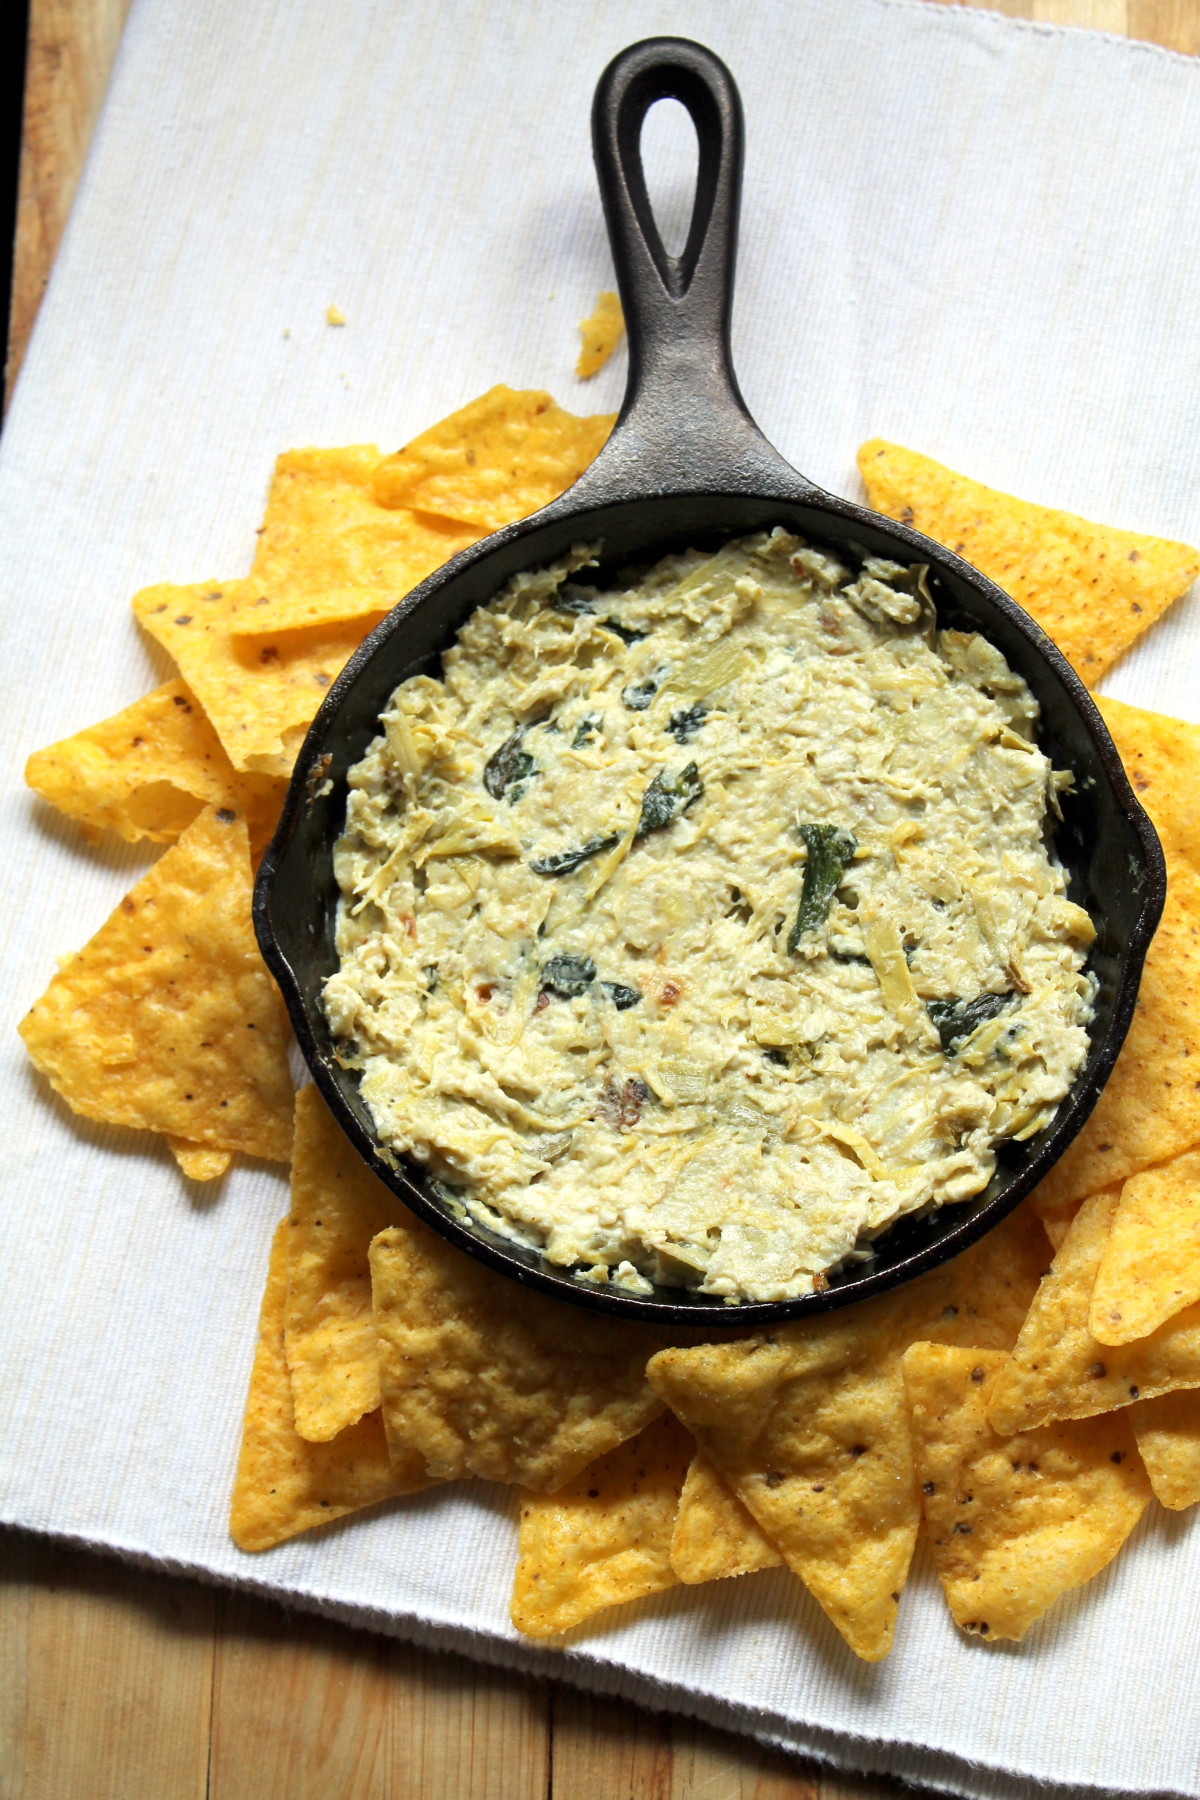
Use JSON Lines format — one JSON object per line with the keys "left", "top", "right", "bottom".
{"left": 254, "top": 36, "right": 1164, "bottom": 1328}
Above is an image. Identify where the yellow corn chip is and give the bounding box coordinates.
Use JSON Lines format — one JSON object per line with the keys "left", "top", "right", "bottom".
{"left": 372, "top": 387, "right": 614, "bottom": 531}
{"left": 576, "top": 291, "right": 625, "bottom": 380}
{"left": 857, "top": 440, "right": 1199, "bottom": 686}
{"left": 370, "top": 1217, "right": 666, "bottom": 1491}
{"left": 989, "top": 1186, "right": 1200, "bottom": 1434}
{"left": 1090, "top": 1148, "right": 1200, "bottom": 1345}
{"left": 132, "top": 579, "right": 383, "bottom": 777}
{"left": 510, "top": 1413, "right": 692, "bottom": 1637}
{"left": 25, "top": 679, "right": 284, "bottom": 848}
{"left": 169, "top": 1138, "right": 232, "bottom": 1181}
{"left": 226, "top": 446, "right": 481, "bottom": 636}
{"left": 20, "top": 805, "right": 294, "bottom": 1160}
{"left": 1032, "top": 854, "right": 1200, "bottom": 1211}
{"left": 230, "top": 1222, "right": 429, "bottom": 1552}
{"left": 1096, "top": 695, "right": 1200, "bottom": 877}
{"left": 670, "top": 1453, "right": 784, "bottom": 1584}
{"left": 904, "top": 1344, "right": 1149, "bottom": 1643}
{"left": 1130, "top": 1388, "right": 1200, "bottom": 1510}
{"left": 286, "top": 1085, "right": 404, "bottom": 1443}
{"left": 646, "top": 1204, "right": 1049, "bottom": 1661}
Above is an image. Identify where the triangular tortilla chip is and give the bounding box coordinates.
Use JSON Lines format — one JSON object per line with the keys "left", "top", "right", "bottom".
{"left": 1096, "top": 695, "right": 1200, "bottom": 878}
{"left": 230, "top": 1222, "right": 429, "bottom": 1551}
{"left": 25, "top": 679, "right": 284, "bottom": 847}
{"left": 1032, "top": 854, "right": 1200, "bottom": 1212}
{"left": 905, "top": 1344, "right": 1149, "bottom": 1642}
{"left": 372, "top": 387, "right": 614, "bottom": 531}
{"left": 168, "top": 1138, "right": 232, "bottom": 1181}
{"left": 132, "top": 579, "right": 382, "bottom": 777}
{"left": 989, "top": 1186, "right": 1200, "bottom": 1435}
{"left": 1090, "top": 1148, "right": 1200, "bottom": 1345}
{"left": 670, "top": 1453, "right": 784, "bottom": 1584}
{"left": 286, "top": 1085, "right": 404, "bottom": 1443}
{"left": 857, "top": 440, "right": 1199, "bottom": 685}
{"left": 510, "top": 1413, "right": 692, "bottom": 1637}
{"left": 226, "top": 446, "right": 481, "bottom": 636}
{"left": 20, "top": 806, "right": 294, "bottom": 1160}
{"left": 576, "top": 291, "right": 625, "bottom": 380}
{"left": 1130, "top": 1388, "right": 1200, "bottom": 1510}
{"left": 646, "top": 1204, "right": 1049, "bottom": 1661}
{"left": 370, "top": 1217, "right": 666, "bottom": 1492}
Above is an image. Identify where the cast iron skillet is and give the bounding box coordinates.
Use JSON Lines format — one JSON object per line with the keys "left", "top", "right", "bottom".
{"left": 254, "top": 36, "right": 1165, "bottom": 1326}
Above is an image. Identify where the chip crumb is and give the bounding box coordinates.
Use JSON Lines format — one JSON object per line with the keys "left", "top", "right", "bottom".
{"left": 576, "top": 290, "right": 625, "bottom": 379}
{"left": 326, "top": 305, "right": 346, "bottom": 326}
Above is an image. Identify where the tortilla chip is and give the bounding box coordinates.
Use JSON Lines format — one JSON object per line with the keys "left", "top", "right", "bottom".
{"left": 169, "top": 1138, "right": 232, "bottom": 1181}
{"left": 510, "top": 1413, "right": 692, "bottom": 1637}
{"left": 20, "top": 806, "right": 294, "bottom": 1160}
{"left": 1034, "top": 1199, "right": 1083, "bottom": 1252}
{"left": 576, "top": 291, "right": 625, "bottom": 380}
{"left": 1090, "top": 1148, "right": 1200, "bottom": 1345}
{"left": 132, "top": 579, "right": 382, "bottom": 777}
{"left": 25, "top": 679, "right": 284, "bottom": 847}
{"left": 905, "top": 1344, "right": 1150, "bottom": 1642}
{"left": 670, "top": 1453, "right": 784, "bottom": 1584}
{"left": 646, "top": 1204, "right": 1049, "bottom": 1661}
{"left": 230, "top": 1222, "right": 429, "bottom": 1551}
{"left": 286, "top": 1085, "right": 404, "bottom": 1443}
{"left": 225, "top": 446, "right": 481, "bottom": 637}
{"left": 369, "top": 1217, "right": 666, "bottom": 1491}
{"left": 857, "top": 440, "right": 1199, "bottom": 685}
{"left": 1130, "top": 1388, "right": 1200, "bottom": 1510}
{"left": 989, "top": 1186, "right": 1200, "bottom": 1434}
{"left": 1095, "top": 695, "right": 1200, "bottom": 877}
{"left": 372, "top": 387, "right": 614, "bottom": 532}
{"left": 1032, "top": 854, "right": 1200, "bottom": 1211}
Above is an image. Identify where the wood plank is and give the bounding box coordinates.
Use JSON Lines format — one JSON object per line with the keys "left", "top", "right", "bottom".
{"left": 208, "top": 1586, "right": 550, "bottom": 1800}
{"left": 7, "top": 0, "right": 132, "bottom": 402}
{"left": 931, "top": 0, "right": 1196, "bottom": 44}
{"left": 1127, "top": 1, "right": 1200, "bottom": 52}
{"left": 0, "top": 1529, "right": 215, "bottom": 1800}
{"left": 551, "top": 1687, "right": 819, "bottom": 1799}
{"left": 0, "top": 1533, "right": 34, "bottom": 1800}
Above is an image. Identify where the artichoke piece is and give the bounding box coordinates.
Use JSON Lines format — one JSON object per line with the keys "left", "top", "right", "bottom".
{"left": 636, "top": 762, "right": 704, "bottom": 839}
{"left": 787, "top": 824, "right": 857, "bottom": 953}
{"left": 926, "top": 991, "right": 1015, "bottom": 1054}
{"left": 598, "top": 618, "right": 648, "bottom": 644}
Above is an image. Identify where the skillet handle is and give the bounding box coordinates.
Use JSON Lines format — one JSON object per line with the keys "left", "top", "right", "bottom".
{"left": 568, "top": 36, "right": 811, "bottom": 506}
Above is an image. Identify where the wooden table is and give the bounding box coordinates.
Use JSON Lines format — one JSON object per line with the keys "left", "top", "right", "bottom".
{"left": 3, "top": 2, "right": 1197, "bottom": 1794}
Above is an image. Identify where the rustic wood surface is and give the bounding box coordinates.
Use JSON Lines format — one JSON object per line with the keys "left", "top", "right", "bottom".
{"left": 3, "top": 0, "right": 1196, "bottom": 1794}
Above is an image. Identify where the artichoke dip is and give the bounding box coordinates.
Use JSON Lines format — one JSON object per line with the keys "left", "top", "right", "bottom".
{"left": 323, "top": 531, "right": 1096, "bottom": 1304}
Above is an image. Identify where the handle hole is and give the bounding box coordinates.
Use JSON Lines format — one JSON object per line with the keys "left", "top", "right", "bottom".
{"left": 639, "top": 97, "right": 700, "bottom": 261}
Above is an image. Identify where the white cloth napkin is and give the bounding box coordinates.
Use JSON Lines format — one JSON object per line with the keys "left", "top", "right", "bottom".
{"left": 2, "top": 1, "right": 1199, "bottom": 1794}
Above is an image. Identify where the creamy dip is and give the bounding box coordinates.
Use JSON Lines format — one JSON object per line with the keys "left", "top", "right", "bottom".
{"left": 324, "top": 531, "right": 1096, "bottom": 1304}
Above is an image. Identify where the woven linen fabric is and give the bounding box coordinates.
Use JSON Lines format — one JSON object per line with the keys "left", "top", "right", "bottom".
{"left": 2, "top": 1, "right": 1199, "bottom": 1794}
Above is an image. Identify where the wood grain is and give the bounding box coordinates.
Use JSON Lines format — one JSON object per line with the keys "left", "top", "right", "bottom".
{"left": 6, "top": 0, "right": 132, "bottom": 402}
{"left": 3, "top": 2, "right": 1196, "bottom": 1798}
